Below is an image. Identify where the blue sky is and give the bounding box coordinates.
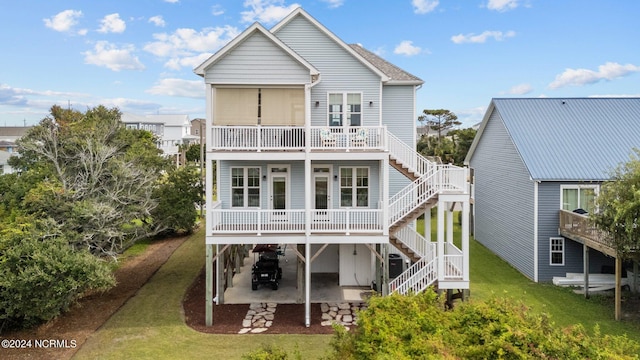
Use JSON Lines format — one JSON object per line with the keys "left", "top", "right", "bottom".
{"left": 1, "top": 0, "right": 639, "bottom": 128}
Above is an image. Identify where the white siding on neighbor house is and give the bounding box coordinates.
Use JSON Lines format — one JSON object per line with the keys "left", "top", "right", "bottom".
{"left": 204, "top": 31, "right": 311, "bottom": 85}
{"left": 469, "top": 109, "right": 536, "bottom": 280}
{"left": 274, "top": 15, "right": 382, "bottom": 127}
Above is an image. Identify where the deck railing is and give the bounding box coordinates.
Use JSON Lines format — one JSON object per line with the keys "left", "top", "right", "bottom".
{"left": 209, "top": 125, "right": 386, "bottom": 151}
{"left": 393, "top": 226, "right": 434, "bottom": 258}
{"left": 559, "top": 209, "right": 616, "bottom": 253}
{"left": 210, "top": 208, "right": 383, "bottom": 235}
{"left": 389, "top": 253, "right": 437, "bottom": 295}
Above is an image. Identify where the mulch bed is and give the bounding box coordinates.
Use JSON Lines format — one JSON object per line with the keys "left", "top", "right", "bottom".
{"left": 183, "top": 266, "right": 336, "bottom": 335}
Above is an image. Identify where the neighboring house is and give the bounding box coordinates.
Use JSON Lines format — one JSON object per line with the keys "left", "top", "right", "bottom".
{"left": 191, "top": 118, "right": 206, "bottom": 144}
{"left": 465, "top": 98, "right": 640, "bottom": 283}
{"left": 0, "top": 126, "right": 31, "bottom": 174}
{"left": 195, "top": 7, "right": 470, "bottom": 327}
{"left": 121, "top": 113, "right": 198, "bottom": 160}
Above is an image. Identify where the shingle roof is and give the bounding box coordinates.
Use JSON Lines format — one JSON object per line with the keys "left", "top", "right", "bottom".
{"left": 490, "top": 98, "right": 640, "bottom": 181}
{"left": 348, "top": 44, "right": 423, "bottom": 84}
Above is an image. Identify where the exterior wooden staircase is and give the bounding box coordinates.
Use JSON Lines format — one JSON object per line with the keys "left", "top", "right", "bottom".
{"left": 385, "top": 131, "right": 467, "bottom": 295}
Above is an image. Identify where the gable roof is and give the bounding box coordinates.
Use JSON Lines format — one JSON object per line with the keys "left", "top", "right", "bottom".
{"left": 349, "top": 44, "right": 423, "bottom": 85}
{"left": 270, "top": 7, "right": 391, "bottom": 83}
{"left": 466, "top": 98, "right": 640, "bottom": 181}
{"left": 121, "top": 113, "right": 189, "bottom": 127}
{"left": 194, "top": 21, "right": 319, "bottom": 77}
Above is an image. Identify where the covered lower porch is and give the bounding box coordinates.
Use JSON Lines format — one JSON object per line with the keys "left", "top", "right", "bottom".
{"left": 205, "top": 240, "right": 387, "bottom": 327}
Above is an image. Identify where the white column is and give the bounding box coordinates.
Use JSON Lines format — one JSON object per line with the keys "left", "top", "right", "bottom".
{"left": 446, "top": 204, "right": 453, "bottom": 244}
{"left": 437, "top": 201, "right": 445, "bottom": 282}
{"left": 205, "top": 244, "right": 213, "bottom": 326}
{"left": 425, "top": 205, "right": 432, "bottom": 242}
{"left": 305, "top": 239, "right": 311, "bottom": 327}
{"left": 462, "top": 199, "right": 470, "bottom": 283}
{"left": 382, "top": 157, "right": 389, "bottom": 236}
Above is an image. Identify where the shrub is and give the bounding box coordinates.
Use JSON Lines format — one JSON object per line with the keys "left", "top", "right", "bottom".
{"left": 0, "top": 223, "right": 114, "bottom": 331}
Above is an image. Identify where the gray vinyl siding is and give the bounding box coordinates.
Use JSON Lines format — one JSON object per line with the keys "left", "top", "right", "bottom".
{"left": 469, "top": 109, "right": 536, "bottom": 280}
{"left": 204, "top": 31, "right": 310, "bottom": 85}
{"left": 537, "top": 181, "right": 615, "bottom": 281}
{"left": 382, "top": 85, "right": 415, "bottom": 195}
{"left": 274, "top": 16, "right": 381, "bottom": 127}
{"left": 218, "top": 160, "right": 380, "bottom": 210}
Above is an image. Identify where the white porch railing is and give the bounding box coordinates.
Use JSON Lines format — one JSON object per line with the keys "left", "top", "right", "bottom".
{"left": 210, "top": 208, "right": 383, "bottom": 235}
{"left": 389, "top": 253, "right": 437, "bottom": 295}
{"left": 388, "top": 171, "right": 439, "bottom": 226}
{"left": 209, "top": 125, "right": 386, "bottom": 151}
{"left": 387, "top": 131, "right": 436, "bottom": 177}
{"left": 393, "top": 226, "right": 434, "bottom": 258}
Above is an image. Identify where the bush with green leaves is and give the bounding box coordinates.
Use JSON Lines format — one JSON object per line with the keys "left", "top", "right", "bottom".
{"left": 323, "top": 291, "right": 639, "bottom": 360}
{"left": 0, "top": 221, "right": 114, "bottom": 332}
{"left": 152, "top": 165, "right": 202, "bottom": 235}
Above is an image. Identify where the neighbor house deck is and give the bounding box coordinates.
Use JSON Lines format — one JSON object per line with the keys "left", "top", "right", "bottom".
{"left": 559, "top": 209, "right": 617, "bottom": 257}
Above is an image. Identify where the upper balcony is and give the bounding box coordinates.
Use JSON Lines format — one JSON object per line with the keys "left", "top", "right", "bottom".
{"left": 209, "top": 125, "right": 386, "bottom": 153}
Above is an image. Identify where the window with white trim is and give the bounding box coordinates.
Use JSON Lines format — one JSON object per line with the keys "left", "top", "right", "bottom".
{"left": 231, "top": 167, "right": 261, "bottom": 207}
{"left": 561, "top": 185, "right": 598, "bottom": 213}
{"left": 328, "top": 93, "right": 361, "bottom": 127}
{"left": 550, "top": 237, "right": 564, "bottom": 265}
{"left": 340, "top": 167, "right": 369, "bottom": 207}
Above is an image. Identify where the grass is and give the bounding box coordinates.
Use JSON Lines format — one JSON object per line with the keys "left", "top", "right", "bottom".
{"left": 418, "top": 215, "right": 640, "bottom": 339}
{"left": 75, "top": 216, "right": 640, "bottom": 359}
{"left": 73, "top": 227, "right": 331, "bottom": 360}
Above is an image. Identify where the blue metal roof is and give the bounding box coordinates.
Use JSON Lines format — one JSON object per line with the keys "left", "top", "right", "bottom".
{"left": 492, "top": 98, "right": 640, "bottom": 181}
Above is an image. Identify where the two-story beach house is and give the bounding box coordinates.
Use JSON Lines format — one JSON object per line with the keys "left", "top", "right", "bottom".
{"left": 195, "top": 7, "right": 470, "bottom": 327}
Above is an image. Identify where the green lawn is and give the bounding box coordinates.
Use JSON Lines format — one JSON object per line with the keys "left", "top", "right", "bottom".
{"left": 74, "top": 227, "right": 331, "bottom": 360}
{"left": 75, "top": 217, "right": 640, "bottom": 359}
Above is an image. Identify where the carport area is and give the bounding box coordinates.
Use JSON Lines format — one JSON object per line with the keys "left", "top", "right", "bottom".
{"left": 223, "top": 245, "right": 373, "bottom": 304}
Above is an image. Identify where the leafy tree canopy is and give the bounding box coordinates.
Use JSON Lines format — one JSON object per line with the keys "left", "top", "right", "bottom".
{"left": 592, "top": 148, "right": 640, "bottom": 259}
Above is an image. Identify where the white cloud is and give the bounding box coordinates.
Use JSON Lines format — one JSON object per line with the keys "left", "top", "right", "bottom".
{"left": 98, "top": 13, "right": 126, "bottom": 34}
{"left": 322, "top": 0, "right": 344, "bottom": 9}
{"left": 104, "top": 98, "right": 161, "bottom": 112}
{"left": 412, "top": 0, "right": 439, "bottom": 14}
{"left": 83, "top": 41, "right": 145, "bottom": 71}
{"left": 146, "top": 78, "right": 204, "bottom": 98}
{"left": 164, "top": 0, "right": 180, "bottom": 3}
{"left": 456, "top": 106, "right": 486, "bottom": 127}
{"left": 211, "top": 5, "right": 225, "bottom": 16}
{"left": 144, "top": 26, "right": 239, "bottom": 70}
{"left": 241, "top": 0, "right": 300, "bottom": 24}
{"left": 451, "top": 30, "right": 515, "bottom": 44}
{"left": 507, "top": 83, "right": 533, "bottom": 95}
{"left": 149, "top": 15, "right": 166, "bottom": 27}
{"left": 43, "top": 9, "right": 85, "bottom": 34}
{"left": 549, "top": 62, "right": 640, "bottom": 89}
{"left": 394, "top": 40, "right": 422, "bottom": 56}
{"left": 487, "top": 0, "right": 519, "bottom": 12}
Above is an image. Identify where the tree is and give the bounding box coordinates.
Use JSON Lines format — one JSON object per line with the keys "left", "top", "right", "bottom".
{"left": 591, "top": 149, "right": 640, "bottom": 259}
{"left": 152, "top": 165, "right": 203, "bottom": 234}
{"left": 12, "top": 105, "right": 169, "bottom": 256}
{"left": 418, "top": 109, "right": 461, "bottom": 144}
{"left": 185, "top": 142, "right": 202, "bottom": 163}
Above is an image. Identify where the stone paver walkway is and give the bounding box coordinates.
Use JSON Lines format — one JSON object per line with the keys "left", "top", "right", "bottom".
{"left": 238, "top": 302, "right": 277, "bottom": 334}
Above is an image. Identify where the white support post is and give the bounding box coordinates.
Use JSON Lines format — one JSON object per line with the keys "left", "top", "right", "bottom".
{"left": 437, "top": 200, "right": 445, "bottom": 282}
{"left": 215, "top": 244, "right": 221, "bottom": 305}
{"left": 305, "top": 239, "right": 311, "bottom": 327}
{"left": 205, "top": 244, "right": 213, "bottom": 326}
{"left": 462, "top": 199, "right": 470, "bottom": 283}
{"left": 446, "top": 205, "right": 453, "bottom": 244}
{"left": 382, "top": 157, "right": 389, "bottom": 236}
{"left": 425, "top": 205, "right": 432, "bottom": 242}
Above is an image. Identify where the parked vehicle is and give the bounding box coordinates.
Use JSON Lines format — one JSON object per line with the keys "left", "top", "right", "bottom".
{"left": 251, "top": 244, "right": 283, "bottom": 290}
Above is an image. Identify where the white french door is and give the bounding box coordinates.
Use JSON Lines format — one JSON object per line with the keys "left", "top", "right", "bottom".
{"left": 313, "top": 167, "right": 332, "bottom": 221}
{"left": 268, "top": 165, "right": 290, "bottom": 222}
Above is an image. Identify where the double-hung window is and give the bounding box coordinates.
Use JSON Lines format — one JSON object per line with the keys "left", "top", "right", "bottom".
{"left": 328, "top": 93, "right": 361, "bottom": 127}
{"left": 550, "top": 237, "right": 565, "bottom": 265}
{"left": 340, "top": 167, "right": 369, "bottom": 207}
{"left": 561, "top": 185, "right": 598, "bottom": 213}
{"left": 231, "top": 167, "right": 260, "bottom": 207}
